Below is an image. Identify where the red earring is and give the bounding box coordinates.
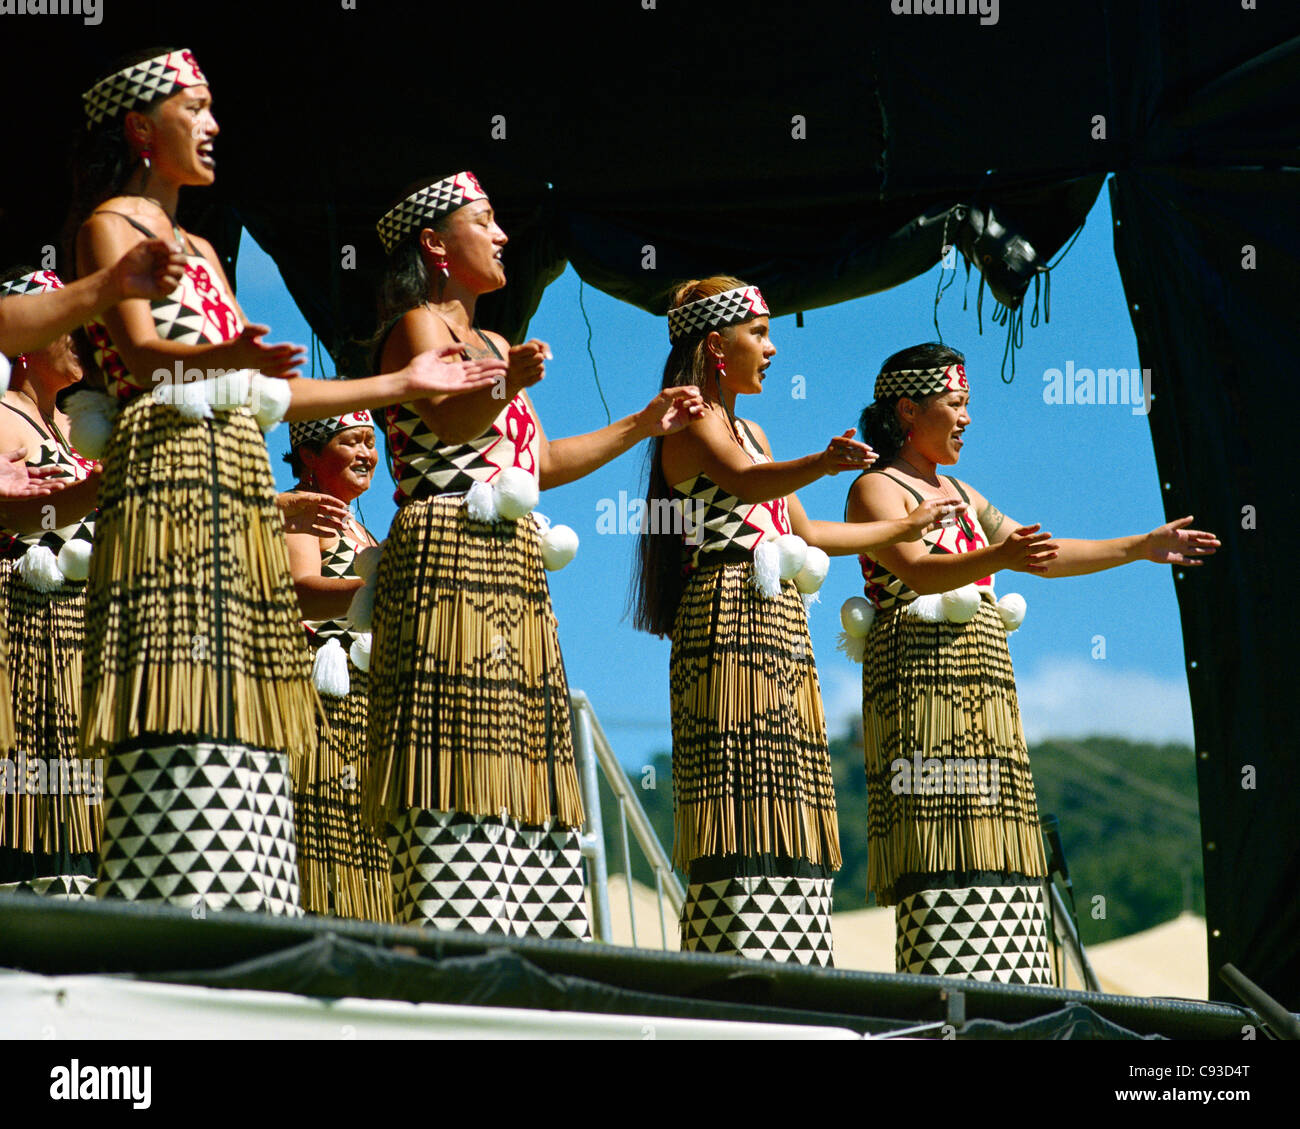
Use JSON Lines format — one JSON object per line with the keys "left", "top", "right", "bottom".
{"left": 140, "top": 148, "right": 152, "bottom": 171}
{"left": 432, "top": 254, "right": 450, "bottom": 279}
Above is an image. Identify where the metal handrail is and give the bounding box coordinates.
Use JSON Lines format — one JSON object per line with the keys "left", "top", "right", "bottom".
{"left": 570, "top": 690, "right": 685, "bottom": 948}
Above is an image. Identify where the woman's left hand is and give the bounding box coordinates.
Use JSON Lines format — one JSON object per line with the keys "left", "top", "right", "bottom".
{"left": 276, "top": 490, "right": 350, "bottom": 536}
{"left": 1143, "top": 515, "right": 1220, "bottom": 565}
{"left": 638, "top": 386, "right": 706, "bottom": 436}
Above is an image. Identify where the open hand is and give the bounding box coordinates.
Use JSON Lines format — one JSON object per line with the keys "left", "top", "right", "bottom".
{"left": 820, "top": 429, "right": 877, "bottom": 476}
{"left": 0, "top": 449, "right": 72, "bottom": 499}
{"left": 996, "top": 523, "right": 1059, "bottom": 573}
{"left": 1143, "top": 515, "right": 1220, "bottom": 565}
{"left": 219, "top": 324, "right": 306, "bottom": 379}
{"left": 638, "top": 385, "right": 706, "bottom": 436}
{"left": 407, "top": 343, "right": 507, "bottom": 398}
{"left": 276, "top": 490, "right": 350, "bottom": 536}
{"left": 113, "top": 239, "right": 186, "bottom": 302}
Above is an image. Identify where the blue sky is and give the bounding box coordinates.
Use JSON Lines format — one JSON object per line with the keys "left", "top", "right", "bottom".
{"left": 239, "top": 183, "right": 1199, "bottom": 771}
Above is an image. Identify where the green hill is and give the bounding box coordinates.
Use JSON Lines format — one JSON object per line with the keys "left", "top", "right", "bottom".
{"left": 600, "top": 730, "right": 1202, "bottom": 945}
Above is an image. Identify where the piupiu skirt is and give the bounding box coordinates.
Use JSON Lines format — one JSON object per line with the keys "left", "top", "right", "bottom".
{"left": 0, "top": 561, "right": 99, "bottom": 895}
{"left": 862, "top": 597, "right": 1051, "bottom": 984}
{"left": 79, "top": 397, "right": 318, "bottom": 914}
{"left": 670, "top": 560, "right": 839, "bottom": 966}
{"left": 365, "top": 494, "right": 587, "bottom": 937}
{"left": 293, "top": 664, "right": 394, "bottom": 922}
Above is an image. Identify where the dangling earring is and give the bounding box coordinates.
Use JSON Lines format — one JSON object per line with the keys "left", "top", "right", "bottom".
{"left": 432, "top": 254, "right": 450, "bottom": 279}
{"left": 140, "top": 148, "right": 152, "bottom": 171}
{"left": 713, "top": 355, "right": 726, "bottom": 379}
{"left": 905, "top": 429, "right": 914, "bottom": 442}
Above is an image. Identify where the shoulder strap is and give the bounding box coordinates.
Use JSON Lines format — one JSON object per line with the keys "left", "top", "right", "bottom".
{"left": 877, "top": 470, "right": 927, "bottom": 504}
{"left": 92, "top": 209, "right": 199, "bottom": 256}
{"left": 471, "top": 326, "right": 504, "bottom": 360}
{"left": 0, "top": 400, "right": 52, "bottom": 440}
{"left": 942, "top": 476, "right": 973, "bottom": 504}
{"left": 91, "top": 210, "right": 161, "bottom": 240}
{"left": 734, "top": 418, "right": 765, "bottom": 456}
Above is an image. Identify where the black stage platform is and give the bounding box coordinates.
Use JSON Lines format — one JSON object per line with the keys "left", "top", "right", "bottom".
{"left": 0, "top": 895, "right": 1255, "bottom": 1039}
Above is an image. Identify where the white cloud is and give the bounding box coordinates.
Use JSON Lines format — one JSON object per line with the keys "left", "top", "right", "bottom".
{"left": 821, "top": 655, "right": 1193, "bottom": 745}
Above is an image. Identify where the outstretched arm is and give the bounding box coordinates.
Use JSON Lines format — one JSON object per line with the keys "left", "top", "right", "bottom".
{"left": 1031, "top": 516, "right": 1219, "bottom": 577}
{"left": 537, "top": 386, "right": 706, "bottom": 490}
{"left": 0, "top": 240, "right": 185, "bottom": 356}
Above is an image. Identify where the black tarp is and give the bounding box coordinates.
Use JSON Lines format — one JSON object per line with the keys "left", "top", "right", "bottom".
{"left": 1, "top": 1, "right": 1297, "bottom": 1007}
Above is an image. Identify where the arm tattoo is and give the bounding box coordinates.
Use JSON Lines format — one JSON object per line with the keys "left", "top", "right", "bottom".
{"left": 978, "top": 501, "right": 1007, "bottom": 540}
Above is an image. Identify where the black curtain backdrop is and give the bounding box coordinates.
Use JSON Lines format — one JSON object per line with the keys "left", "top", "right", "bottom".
{"left": 2, "top": 1, "right": 1297, "bottom": 1007}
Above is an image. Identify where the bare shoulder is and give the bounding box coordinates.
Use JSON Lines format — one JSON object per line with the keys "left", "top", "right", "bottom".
{"left": 481, "top": 328, "right": 511, "bottom": 357}
{"left": 737, "top": 417, "right": 774, "bottom": 457}
{"left": 847, "top": 468, "right": 913, "bottom": 520}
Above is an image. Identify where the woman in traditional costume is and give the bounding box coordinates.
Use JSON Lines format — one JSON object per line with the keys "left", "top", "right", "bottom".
{"left": 633, "top": 277, "right": 958, "bottom": 966}
{"left": 283, "top": 411, "right": 392, "bottom": 922}
{"left": 846, "top": 341, "right": 1219, "bottom": 983}
{"left": 0, "top": 269, "right": 103, "bottom": 897}
{"left": 66, "top": 49, "right": 504, "bottom": 914}
{"left": 365, "top": 172, "right": 704, "bottom": 938}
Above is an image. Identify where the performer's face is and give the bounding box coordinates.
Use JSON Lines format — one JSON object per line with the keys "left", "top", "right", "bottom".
{"left": 138, "top": 85, "right": 219, "bottom": 187}
{"left": 438, "top": 201, "right": 509, "bottom": 294}
{"left": 716, "top": 316, "right": 776, "bottom": 396}
{"left": 907, "top": 389, "right": 970, "bottom": 465}
{"left": 307, "top": 426, "right": 377, "bottom": 502}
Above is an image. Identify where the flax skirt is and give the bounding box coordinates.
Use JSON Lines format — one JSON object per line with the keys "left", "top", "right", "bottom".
{"left": 79, "top": 396, "right": 319, "bottom": 914}
{"left": 293, "top": 664, "right": 394, "bottom": 922}
{"left": 365, "top": 494, "right": 588, "bottom": 938}
{"left": 862, "top": 598, "right": 1051, "bottom": 984}
{"left": 0, "top": 563, "right": 98, "bottom": 896}
{"left": 670, "top": 561, "right": 839, "bottom": 967}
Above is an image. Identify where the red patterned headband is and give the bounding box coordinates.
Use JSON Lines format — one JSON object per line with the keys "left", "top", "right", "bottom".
{"left": 667, "top": 285, "right": 769, "bottom": 343}
{"left": 874, "top": 363, "right": 968, "bottom": 401}
{"left": 83, "top": 49, "right": 208, "bottom": 127}
{"left": 376, "top": 172, "right": 489, "bottom": 254}
{"left": 0, "top": 270, "right": 64, "bottom": 298}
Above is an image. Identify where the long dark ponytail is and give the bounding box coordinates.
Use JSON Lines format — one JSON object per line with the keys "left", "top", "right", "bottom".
{"left": 858, "top": 342, "right": 966, "bottom": 462}
{"left": 631, "top": 275, "right": 746, "bottom": 638}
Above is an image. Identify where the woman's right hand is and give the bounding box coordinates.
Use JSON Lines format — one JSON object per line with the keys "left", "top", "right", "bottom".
{"left": 276, "top": 491, "right": 349, "bottom": 536}
{"left": 215, "top": 324, "right": 306, "bottom": 379}
{"left": 405, "top": 344, "right": 507, "bottom": 398}
{"left": 994, "top": 523, "right": 1059, "bottom": 573}
{"left": 899, "top": 497, "right": 966, "bottom": 541}
{"left": 819, "top": 429, "right": 877, "bottom": 476}
{"left": 505, "top": 339, "right": 549, "bottom": 393}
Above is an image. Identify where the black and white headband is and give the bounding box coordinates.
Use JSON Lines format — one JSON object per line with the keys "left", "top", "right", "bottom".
{"left": 667, "top": 285, "right": 769, "bottom": 343}
{"left": 874, "top": 363, "right": 969, "bottom": 402}
{"left": 288, "top": 410, "right": 374, "bottom": 451}
{"left": 0, "top": 270, "right": 64, "bottom": 298}
{"left": 376, "top": 171, "right": 489, "bottom": 254}
{"left": 83, "top": 49, "right": 208, "bottom": 127}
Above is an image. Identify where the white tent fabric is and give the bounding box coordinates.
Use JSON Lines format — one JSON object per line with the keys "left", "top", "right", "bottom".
{"left": 0, "top": 969, "right": 858, "bottom": 1040}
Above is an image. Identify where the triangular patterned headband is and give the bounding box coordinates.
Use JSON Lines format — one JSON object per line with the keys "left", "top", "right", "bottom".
{"left": 288, "top": 410, "right": 375, "bottom": 451}
{"left": 874, "top": 363, "right": 969, "bottom": 401}
{"left": 667, "top": 285, "right": 769, "bottom": 343}
{"left": 83, "top": 49, "right": 208, "bottom": 127}
{"left": 0, "top": 270, "right": 64, "bottom": 298}
{"left": 376, "top": 171, "right": 488, "bottom": 254}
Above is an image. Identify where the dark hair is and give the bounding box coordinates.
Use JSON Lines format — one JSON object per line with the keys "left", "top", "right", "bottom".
{"left": 631, "top": 275, "right": 747, "bottom": 638}
{"left": 282, "top": 440, "right": 325, "bottom": 480}
{"left": 61, "top": 46, "right": 181, "bottom": 274}
{"left": 366, "top": 175, "right": 466, "bottom": 371}
{"left": 858, "top": 342, "right": 966, "bottom": 463}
